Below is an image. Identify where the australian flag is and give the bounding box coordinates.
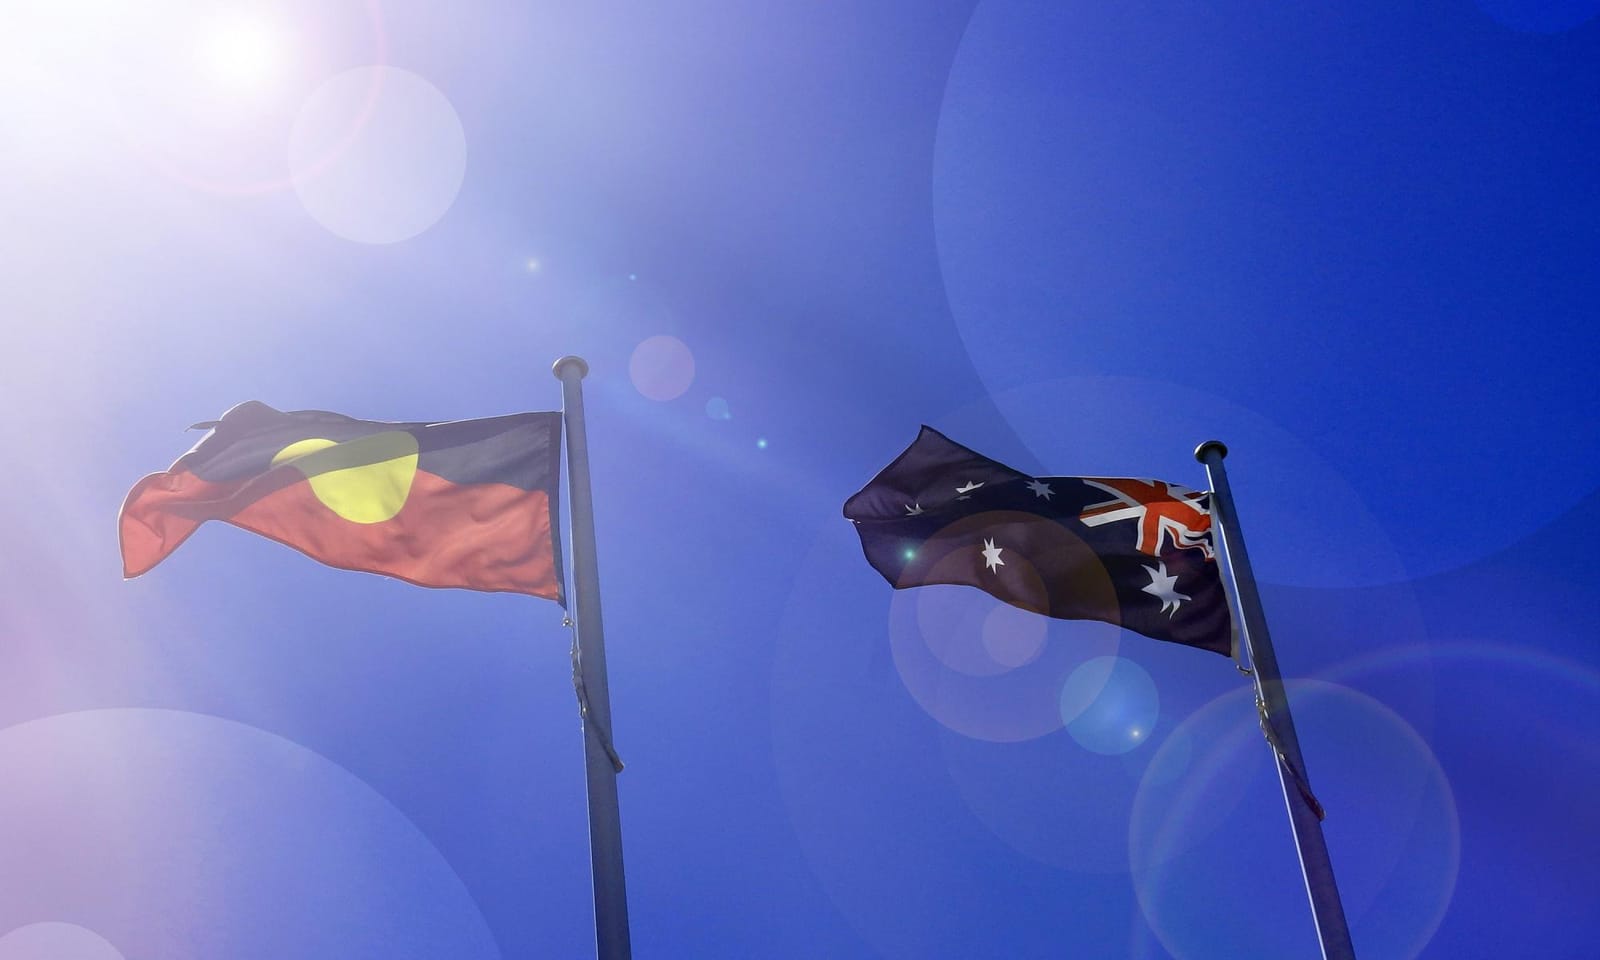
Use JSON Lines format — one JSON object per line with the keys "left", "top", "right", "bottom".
{"left": 844, "top": 427, "right": 1233, "bottom": 656}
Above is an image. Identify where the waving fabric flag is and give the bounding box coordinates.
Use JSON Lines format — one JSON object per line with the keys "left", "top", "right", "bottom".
{"left": 844, "top": 426, "right": 1231, "bottom": 655}
{"left": 121, "top": 401, "right": 564, "bottom": 601}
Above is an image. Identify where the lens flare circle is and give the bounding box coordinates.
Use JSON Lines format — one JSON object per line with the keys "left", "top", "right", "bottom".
{"left": 887, "top": 526, "right": 1123, "bottom": 742}
{"left": 1060, "top": 655, "right": 1160, "bottom": 755}
{"left": 772, "top": 522, "right": 1133, "bottom": 952}
{"left": 0, "top": 922, "right": 125, "bottom": 960}
{"left": 914, "top": 585, "right": 1030, "bottom": 678}
{"left": 1130, "top": 680, "right": 1459, "bottom": 960}
{"left": 1317, "top": 640, "right": 1600, "bottom": 956}
{"left": 0, "top": 709, "right": 499, "bottom": 956}
{"left": 629, "top": 335, "right": 696, "bottom": 402}
{"left": 289, "top": 66, "right": 466, "bottom": 244}
{"left": 932, "top": 3, "right": 1599, "bottom": 578}
{"left": 980, "top": 600, "right": 1047, "bottom": 668}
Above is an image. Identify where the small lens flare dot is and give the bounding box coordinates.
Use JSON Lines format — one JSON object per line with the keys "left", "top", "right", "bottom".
{"left": 903, "top": 548, "right": 917, "bottom": 561}
{"left": 525, "top": 258, "right": 541, "bottom": 272}
{"left": 756, "top": 437, "right": 768, "bottom": 449}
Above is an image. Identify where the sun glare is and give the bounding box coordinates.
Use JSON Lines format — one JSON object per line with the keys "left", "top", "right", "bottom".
{"left": 198, "top": 15, "right": 285, "bottom": 95}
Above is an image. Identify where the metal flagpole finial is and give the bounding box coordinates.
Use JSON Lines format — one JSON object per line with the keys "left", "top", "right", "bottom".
{"left": 553, "top": 355, "right": 590, "bottom": 380}
{"left": 1194, "top": 440, "right": 1229, "bottom": 463}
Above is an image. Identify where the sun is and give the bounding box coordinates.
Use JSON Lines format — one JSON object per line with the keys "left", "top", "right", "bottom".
{"left": 197, "top": 13, "right": 287, "bottom": 96}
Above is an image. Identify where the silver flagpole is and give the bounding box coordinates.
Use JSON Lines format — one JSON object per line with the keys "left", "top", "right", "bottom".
{"left": 1195, "top": 441, "right": 1356, "bottom": 960}
{"left": 554, "top": 356, "right": 632, "bottom": 960}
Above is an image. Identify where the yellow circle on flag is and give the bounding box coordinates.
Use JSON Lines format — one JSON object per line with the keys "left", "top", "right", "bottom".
{"left": 270, "top": 432, "right": 420, "bottom": 523}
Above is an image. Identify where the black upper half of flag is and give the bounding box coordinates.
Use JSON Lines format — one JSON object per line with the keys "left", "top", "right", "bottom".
{"left": 177, "top": 401, "right": 561, "bottom": 490}
{"left": 844, "top": 426, "right": 1233, "bottom": 656}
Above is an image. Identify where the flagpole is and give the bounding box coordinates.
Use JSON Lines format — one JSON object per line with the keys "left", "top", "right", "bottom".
{"left": 1195, "top": 441, "right": 1356, "bottom": 960}
{"left": 554, "top": 356, "right": 632, "bottom": 960}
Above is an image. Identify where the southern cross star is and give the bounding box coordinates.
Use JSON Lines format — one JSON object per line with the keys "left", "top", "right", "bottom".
{"left": 981, "top": 538, "right": 1005, "bottom": 572}
{"left": 955, "top": 480, "right": 984, "bottom": 495}
{"left": 1026, "top": 479, "right": 1054, "bottom": 500}
{"left": 1141, "top": 561, "right": 1190, "bottom": 616}
{"left": 905, "top": 502, "right": 924, "bottom": 516}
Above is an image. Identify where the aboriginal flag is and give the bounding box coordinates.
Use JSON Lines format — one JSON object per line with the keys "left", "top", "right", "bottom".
{"left": 844, "top": 427, "right": 1231, "bottom": 655}
{"left": 121, "top": 401, "right": 564, "bottom": 602}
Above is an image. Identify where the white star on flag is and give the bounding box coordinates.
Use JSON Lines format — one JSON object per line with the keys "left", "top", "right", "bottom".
{"left": 1141, "top": 561, "right": 1190, "bottom": 616}
{"left": 1026, "top": 479, "right": 1054, "bottom": 499}
{"left": 904, "top": 503, "right": 924, "bottom": 516}
{"left": 981, "top": 538, "right": 1005, "bottom": 572}
{"left": 955, "top": 480, "right": 984, "bottom": 495}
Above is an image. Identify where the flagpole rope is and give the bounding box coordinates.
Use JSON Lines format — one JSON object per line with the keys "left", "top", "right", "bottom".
{"left": 556, "top": 409, "right": 625, "bottom": 775}
{"left": 1256, "top": 694, "right": 1324, "bottom": 821}
{"left": 566, "top": 618, "right": 624, "bottom": 773}
{"left": 1231, "top": 622, "right": 1254, "bottom": 676}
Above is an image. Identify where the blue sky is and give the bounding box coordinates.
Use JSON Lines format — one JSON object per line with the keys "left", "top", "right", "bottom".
{"left": 2, "top": 1, "right": 1597, "bottom": 957}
